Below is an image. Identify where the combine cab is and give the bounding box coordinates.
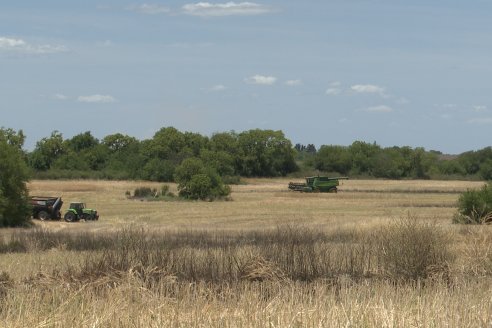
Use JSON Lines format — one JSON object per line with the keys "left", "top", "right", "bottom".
{"left": 288, "top": 176, "right": 349, "bottom": 193}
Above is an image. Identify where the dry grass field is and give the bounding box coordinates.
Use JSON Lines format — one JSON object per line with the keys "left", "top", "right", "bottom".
{"left": 1, "top": 179, "right": 491, "bottom": 327}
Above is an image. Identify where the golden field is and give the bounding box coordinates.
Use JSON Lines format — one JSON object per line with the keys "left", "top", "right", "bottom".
{"left": 0, "top": 179, "right": 491, "bottom": 327}
{"left": 25, "top": 178, "right": 485, "bottom": 231}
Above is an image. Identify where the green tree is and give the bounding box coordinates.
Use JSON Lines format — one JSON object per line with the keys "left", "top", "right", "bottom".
{"left": 143, "top": 127, "right": 186, "bottom": 160}
{"left": 210, "top": 131, "right": 238, "bottom": 154}
{"left": 314, "top": 145, "right": 352, "bottom": 174}
{"left": 184, "top": 132, "right": 209, "bottom": 157}
{"left": 479, "top": 159, "right": 492, "bottom": 181}
{"left": 103, "top": 133, "right": 138, "bottom": 153}
{"left": 0, "top": 127, "right": 26, "bottom": 150}
{"left": 370, "top": 148, "right": 408, "bottom": 179}
{"left": 410, "top": 147, "right": 434, "bottom": 179}
{"left": 236, "top": 129, "right": 298, "bottom": 177}
{"left": 174, "top": 158, "right": 230, "bottom": 200}
{"left": 66, "top": 131, "right": 99, "bottom": 152}
{"left": 438, "top": 159, "right": 466, "bottom": 176}
{"left": 142, "top": 159, "right": 175, "bottom": 182}
{"left": 349, "top": 141, "right": 380, "bottom": 175}
{"left": 458, "top": 151, "right": 481, "bottom": 175}
{"left": 200, "top": 149, "right": 235, "bottom": 177}
{"left": 102, "top": 133, "right": 143, "bottom": 178}
{"left": 29, "top": 131, "right": 65, "bottom": 170}
{"left": 0, "top": 131, "right": 31, "bottom": 227}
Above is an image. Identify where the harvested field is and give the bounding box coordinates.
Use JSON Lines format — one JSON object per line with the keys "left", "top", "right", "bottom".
{"left": 0, "top": 179, "right": 491, "bottom": 327}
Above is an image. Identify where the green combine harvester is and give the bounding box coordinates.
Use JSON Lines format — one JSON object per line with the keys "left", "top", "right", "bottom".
{"left": 288, "top": 176, "right": 349, "bottom": 193}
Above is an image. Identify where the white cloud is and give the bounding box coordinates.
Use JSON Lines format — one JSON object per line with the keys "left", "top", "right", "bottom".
{"left": 0, "top": 36, "right": 67, "bottom": 54}
{"left": 131, "top": 4, "right": 170, "bottom": 14}
{"left": 183, "top": 2, "right": 272, "bottom": 17}
{"left": 468, "top": 117, "right": 492, "bottom": 125}
{"left": 473, "top": 105, "right": 488, "bottom": 112}
{"left": 210, "top": 84, "right": 227, "bottom": 91}
{"left": 351, "top": 84, "right": 386, "bottom": 95}
{"left": 326, "top": 88, "right": 341, "bottom": 95}
{"left": 0, "top": 37, "right": 25, "bottom": 48}
{"left": 53, "top": 94, "right": 69, "bottom": 100}
{"left": 365, "top": 105, "right": 393, "bottom": 113}
{"left": 244, "top": 74, "right": 277, "bottom": 85}
{"left": 326, "top": 81, "right": 342, "bottom": 95}
{"left": 285, "top": 79, "right": 302, "bottom": 86}
{"left": 77, "top": 95, "right": 116, "bottom": 103}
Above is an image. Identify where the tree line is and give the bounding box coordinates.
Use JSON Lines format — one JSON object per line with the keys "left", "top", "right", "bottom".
{"left": 296, "top": 141, "right": 492, "bottom": 180}
{"left": 1, "top": 126, "right": 492, "bottom": 227}
{"left": 26, "top": 127, "right": 298, "bottom": 181}
{"left": 3, "top": 126, "right": 492, "bottom": 182}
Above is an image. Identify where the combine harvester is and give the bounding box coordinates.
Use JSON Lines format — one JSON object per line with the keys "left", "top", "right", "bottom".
{"left": 288, "top": 176, "right": 349, "bottom": 193}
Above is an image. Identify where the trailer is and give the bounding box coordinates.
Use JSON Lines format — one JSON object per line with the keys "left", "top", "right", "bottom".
{"left": 30, "top": 196, "right": 63, "bottom": 220}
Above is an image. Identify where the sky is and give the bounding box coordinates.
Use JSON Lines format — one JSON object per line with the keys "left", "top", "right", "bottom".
{"left": 1, "top": 1, "right": 491, "bottom": 154}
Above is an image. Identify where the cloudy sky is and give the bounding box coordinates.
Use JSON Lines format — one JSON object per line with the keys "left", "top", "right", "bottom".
{"left": 1, "top": 1, "right": 491, "bottom": 153}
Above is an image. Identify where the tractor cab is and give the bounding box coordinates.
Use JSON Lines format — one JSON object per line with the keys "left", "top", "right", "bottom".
{"left": 69, "top": 202, "right": 86, "bottom": 215}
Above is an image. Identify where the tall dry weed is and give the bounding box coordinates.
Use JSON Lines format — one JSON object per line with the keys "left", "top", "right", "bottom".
{"left": 377, "top": 215, "right": 452, "bottom": 282}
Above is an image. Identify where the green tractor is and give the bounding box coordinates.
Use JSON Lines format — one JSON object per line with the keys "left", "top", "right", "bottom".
{"left": 288, "top": 176, "right": 349, "bottom": 193}
{"left": 64, "top": 202, "right": 99, "bottom": 222}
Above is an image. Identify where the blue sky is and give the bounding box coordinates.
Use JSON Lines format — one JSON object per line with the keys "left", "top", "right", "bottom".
{"left": 1, "top": 1, "right": 491, "bottom": 153}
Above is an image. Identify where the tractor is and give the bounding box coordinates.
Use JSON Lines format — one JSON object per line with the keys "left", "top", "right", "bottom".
{"left": 288, "top": 176, "right": 349, "bottom": 193}
{"left": 64, "top": 202, "right": 99, "bottom": 222}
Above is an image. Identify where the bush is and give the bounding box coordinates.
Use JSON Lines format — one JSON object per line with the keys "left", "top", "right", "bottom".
{"left": 174, "top": 158, "right": 231, "bottom": 200}
{"left": 378, "top": 216, "right": 451, "bottom": 282}
{"left": 454, "top": 183, "right": 492, "bottom": 224}
{"left": 133, "top": 187, "right": 157, "bottom": 198}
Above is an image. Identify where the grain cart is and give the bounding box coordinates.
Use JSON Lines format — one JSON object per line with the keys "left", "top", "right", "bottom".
{"left": 64, "top": 202, "right": 99, "bottom": 222}
{"left": 30, "top": 196, "right": 63, "bottom": 220}
{"left": 288, "top": 176, "right": 349, "bottom": 193}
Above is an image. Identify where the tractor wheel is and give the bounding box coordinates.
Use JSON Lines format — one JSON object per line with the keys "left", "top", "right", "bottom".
{"left": 64, "top": 211, "right": 77, "bottom": 222}
{"left": 38, "top": 211, "right": 49, "bottom": 221}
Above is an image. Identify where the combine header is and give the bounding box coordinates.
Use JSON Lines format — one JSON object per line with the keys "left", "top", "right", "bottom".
{"left": 288, "top": 176, "right": 349, "bottom": 193}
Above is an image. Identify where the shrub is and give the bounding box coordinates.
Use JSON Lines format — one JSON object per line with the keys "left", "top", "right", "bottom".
{"left": 454, "top": 183, "right": 492, "bottom": 224}
{"left": 133, "top": 187, "right": 157, "bottom": 198}
{"left": 377, "top": 216, "right": 451, "bottom": 282}
{"left": 174, "top": 158, "right": 231, "bottom": 200}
